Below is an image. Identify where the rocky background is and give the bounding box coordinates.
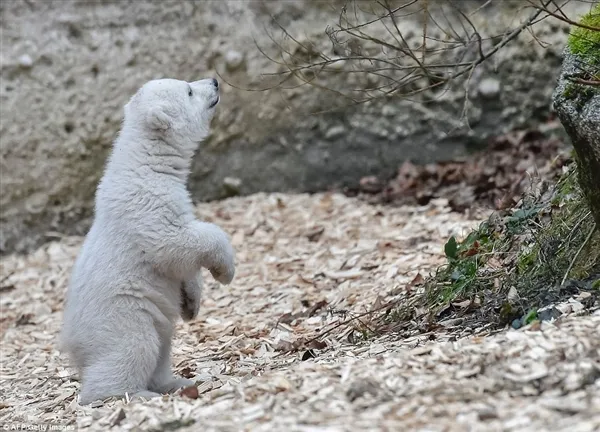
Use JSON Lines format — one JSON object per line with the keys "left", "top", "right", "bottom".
{"left": 0, "top": 0, "right": 592, "bottom": 255}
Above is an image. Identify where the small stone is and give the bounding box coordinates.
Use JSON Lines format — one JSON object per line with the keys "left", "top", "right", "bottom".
{"left": 374, "top": 127, "right": 389, "bottom": 138}
{"left": 359, "top": 176, "right": 383, "bottom": 194}
{"left": 569, "top": 299, "right": 585, "bottom": 313}
{"left": 224, "top": 50, "right": 244, "bottom": 71}
{"left": 575, "top": 291, "right": 592, "bottom": 301}
{"left": 478, "top": 77, "right": 501, "bottom": 99}
{"left": 18, "top": 54, "right": 34, "bottom": 69}
{"left": 556, "top": 302, "right": 573, "bottom": 315}
{"left": 382, "top": 105, "right": 397, "bottom": 117}
{"left": 223, "top": 176, "right": 242, "bottom": 196}
{"left": 325, "top": 125, "right": 345, "bottom": 139}
{"left": 25, "top": 192, "right": 49, "bottom": 214}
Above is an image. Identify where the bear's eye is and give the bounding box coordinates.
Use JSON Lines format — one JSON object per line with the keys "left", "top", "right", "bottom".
{"left": 188, "top": 86, "right": 193, "bottom": 97}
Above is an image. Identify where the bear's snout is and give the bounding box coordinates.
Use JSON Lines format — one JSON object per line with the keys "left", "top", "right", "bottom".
{"left": 211, "top": 78, "right": 218, "bottom": 89}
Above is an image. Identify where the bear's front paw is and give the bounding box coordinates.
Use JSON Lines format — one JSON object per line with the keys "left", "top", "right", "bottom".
{"left": 209, "top": 236, "right": 235, "bottom": 285}
{"left": 210, "top": 263, "right": 235, "bottom": 285}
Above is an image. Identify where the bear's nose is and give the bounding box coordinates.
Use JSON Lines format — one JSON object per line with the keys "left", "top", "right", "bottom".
{"left": 211, "top": 78, "right": 219, "bottom": 89}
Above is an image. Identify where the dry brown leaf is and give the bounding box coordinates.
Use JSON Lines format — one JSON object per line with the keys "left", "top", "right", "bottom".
{"left": 306, "top": 339, "right": 327, "bottom": 350}
{"left": 306, "top": 226, "right": 325, "bottom": 242}
{"left": 369, "top": 296, "right": 382, "bottom": 312}
{"left": 409, "top": 273, "right": 425, "bottom": 286}
{"left": 0, "top": 284, "right": 15, "bottom": 293}
{"left": 306, "top": 300, "right": 328, "bottom": 317}
{"left": 274, "top": 340, "right": 295, "bottom": 352}
{"left": 180, "top": 367, "right": 195, "bottom": 379}
{"left": 452, "top": 299, "right": 472, "bottom": 309}
{"left": 180, "top": 385, "right": 200, "bottom": 400}
{"left": 278, "top": 313, "right": 295, "bottom": 325}
{"left": 301, "top": 350, "right": 317, "bottom": 361}
{"left": 239, "top": 347, "right": 256, "bottom": 355}
{"left": 487, "top": 258, "right": 503, "bottom": 270}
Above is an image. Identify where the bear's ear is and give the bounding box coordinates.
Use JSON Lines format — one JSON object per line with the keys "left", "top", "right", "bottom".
{"left": 146, "top": 104, "right": 173, "bottom": 131}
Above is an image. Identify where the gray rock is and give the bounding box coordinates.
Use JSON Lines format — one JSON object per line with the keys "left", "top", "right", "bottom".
{"left": 552, "top": 50, "right": 600, "bottom": 225}
{"left": 537, "top": 305, "right": 562, "bottom": 322}
{"left": 18, "top": 54, "right": 33, "bottom": 68}
{"left": 0, "top": 0, "right": 593, "bottom": 255}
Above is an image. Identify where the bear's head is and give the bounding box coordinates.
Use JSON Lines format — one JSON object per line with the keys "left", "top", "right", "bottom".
{"left": 124, "top": 78, "right": 220, "bottom": 147}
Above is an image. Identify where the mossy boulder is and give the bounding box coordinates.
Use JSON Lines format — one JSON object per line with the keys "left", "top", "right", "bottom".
{"left": 553, "top": 5, "right": 600, "bottom": 226}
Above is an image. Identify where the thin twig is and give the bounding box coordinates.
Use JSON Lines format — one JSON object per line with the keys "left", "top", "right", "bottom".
{"left": 569, "top": 77, "right": 600, "bottom": 86}
{"left": 287, "top": 300, "right": 401, "bottom": 352}
{"left": 531, "top": 0, "right": 600, "bottom": 31}
{"left": 561, "top": 222, "right": 597, "bottom": 286}
{"left": 422, "top": 0, "right": 428, "bottom": 64}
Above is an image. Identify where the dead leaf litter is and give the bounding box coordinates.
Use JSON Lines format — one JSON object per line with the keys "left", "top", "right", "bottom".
{"left": 0, "top": 192, "right": 598, "bottom": 431}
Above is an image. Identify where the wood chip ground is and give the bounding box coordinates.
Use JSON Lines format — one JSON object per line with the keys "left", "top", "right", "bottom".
{"left": 1, "top": 192, "right": 598, "bottom": 431}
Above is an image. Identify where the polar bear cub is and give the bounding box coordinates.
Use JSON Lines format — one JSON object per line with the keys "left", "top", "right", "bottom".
{"left": 60, "top": 77, "right": 235, "bottom": 405}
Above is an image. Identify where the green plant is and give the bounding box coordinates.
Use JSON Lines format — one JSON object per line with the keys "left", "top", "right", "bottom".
{"left": 415, "top": 163, "right": 599, "bottom": 329}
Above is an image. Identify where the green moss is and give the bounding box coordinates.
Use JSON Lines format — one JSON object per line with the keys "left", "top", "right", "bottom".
{"left": 517, "top": 244, "right": 538, "bottom": 274}
{"left": 567, "top": 4, "right": 600, "bottom": 66}
{"left": 564, "top": 82, "right": 598, "bottom": 111}
{"left": 562, "top": 82, "right": 576, "bottom": 99}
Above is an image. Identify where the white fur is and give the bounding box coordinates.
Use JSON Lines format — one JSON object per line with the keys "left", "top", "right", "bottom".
{"left": 60, "top": 78, "right": 235, "bottom": 405}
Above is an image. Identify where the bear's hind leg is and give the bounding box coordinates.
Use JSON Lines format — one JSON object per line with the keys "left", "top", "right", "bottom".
{"left": 78, "top": 326, "right": 163, "bottom": 405}
{"left": 148, "top": 337, "right": 194, "bottom": 394}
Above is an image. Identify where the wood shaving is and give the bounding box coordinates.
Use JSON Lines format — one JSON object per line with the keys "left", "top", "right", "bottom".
{"left": 1, "top": 192, "right": 598, "bottom": 431}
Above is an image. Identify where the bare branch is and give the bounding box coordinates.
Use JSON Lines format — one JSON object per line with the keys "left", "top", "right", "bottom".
{"left": 237, "top": 0, "right": 596, "bottom": 115}
{"left": 569, "top": 77, "right": 600, "bottom": 86}
{"left": 530, "top": 0, "right": 600, "bottom": 31}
